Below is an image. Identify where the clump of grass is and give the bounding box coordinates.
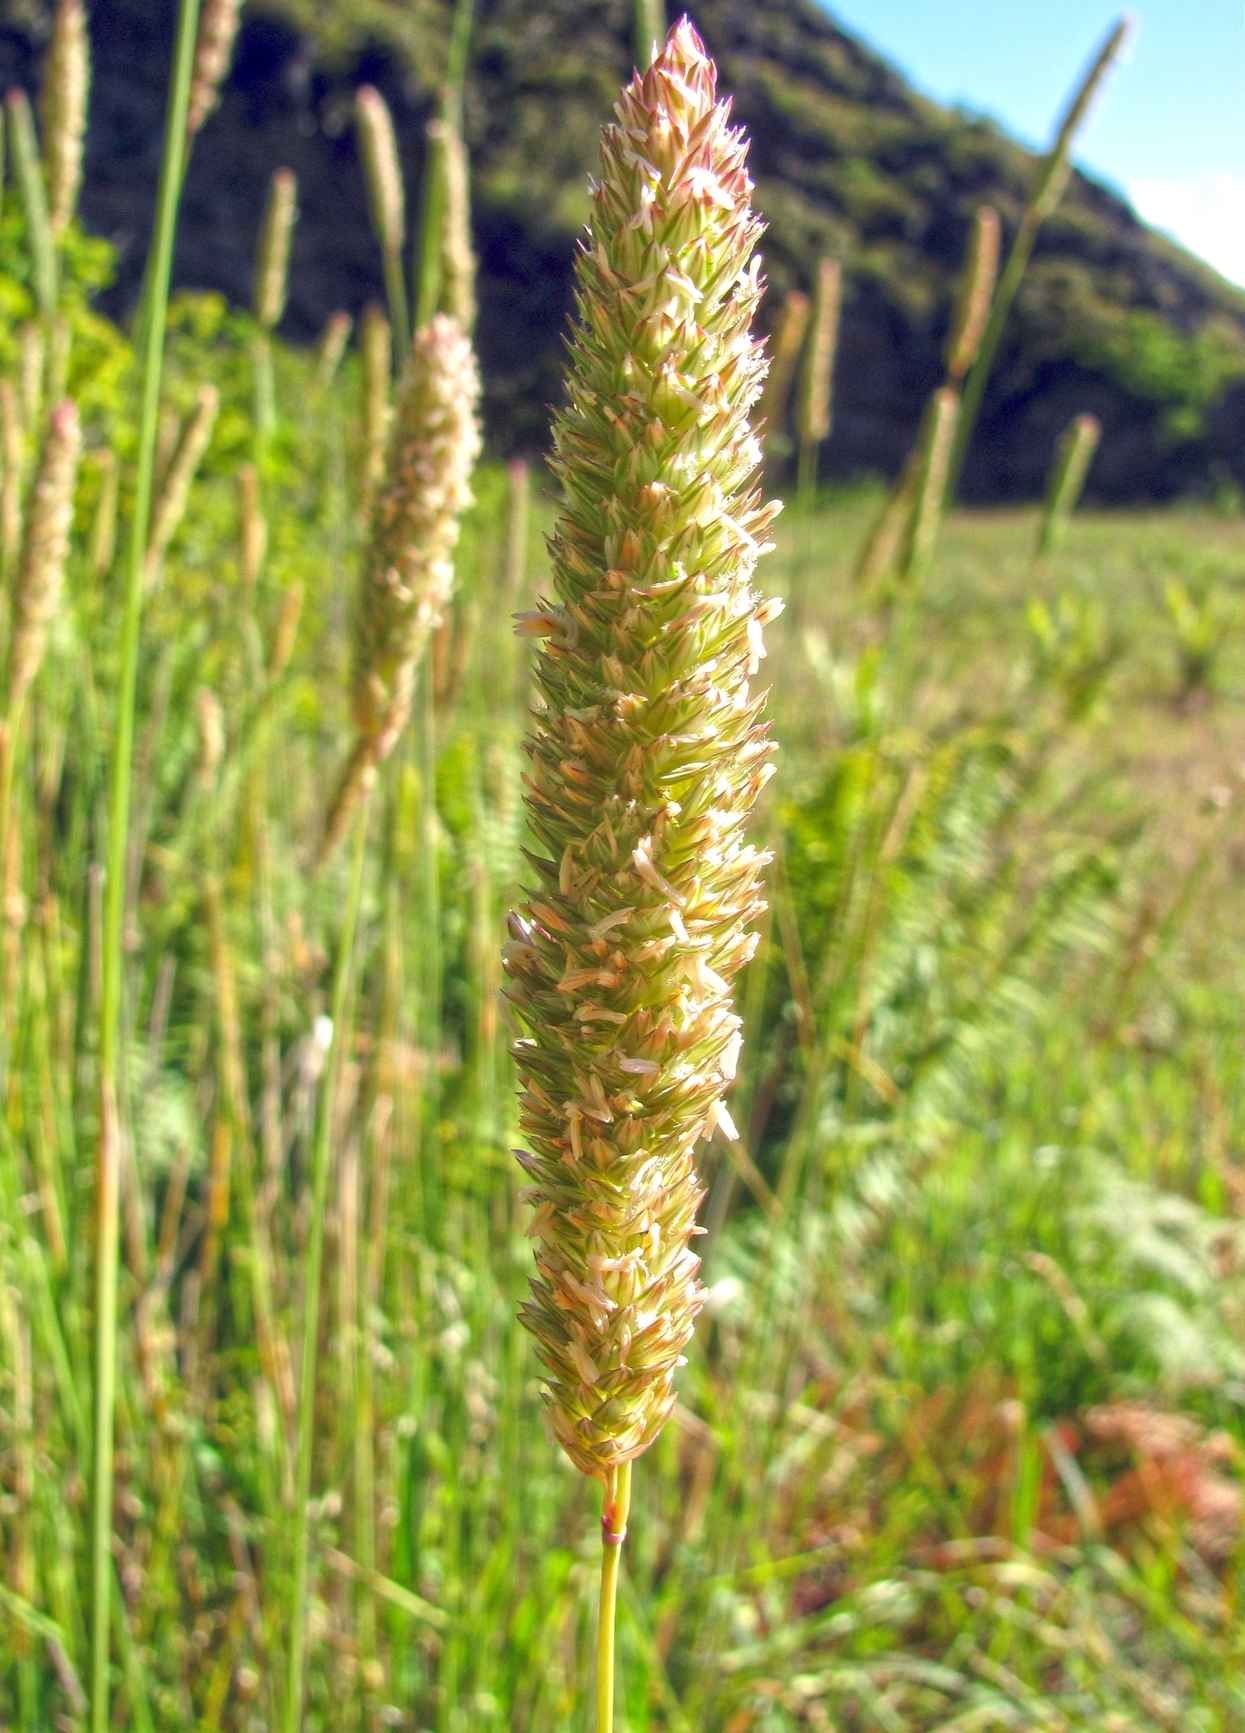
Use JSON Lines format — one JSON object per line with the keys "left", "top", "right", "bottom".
{"left": 505, "top": 20, "right": 780, "bottom": 1725}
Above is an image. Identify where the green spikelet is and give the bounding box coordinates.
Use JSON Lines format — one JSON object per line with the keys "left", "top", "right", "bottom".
{"left": 39, "top": 0, "right": 89, "bottom": 236}
{"left": 901, "top": 385, "right": 959, "bottom": 582}
{"left": 1038, "top": 412, "right": 1100, "bottom": 558}
{"left": 320, "top": 313, "right": 481, "bottom": 859}
{"left": 187, "top": 0, "right": 243, "bottom": 137}
{"left": 8, "top": 398, "right": 80, "bottom": 711}
{"left": 506, "top": 20, "right": 781, "bottom": 1482}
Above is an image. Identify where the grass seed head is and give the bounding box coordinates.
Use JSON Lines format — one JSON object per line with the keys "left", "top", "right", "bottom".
{"left": 507, "top": 18, "right": 780, "bottom": 1480}
{"left": 798, "top": 256, "right": 841, "bottom": 447}
{"left": 356, "top": 85, "right": 405, "bottom": 263}
{"left": 440, "top": 110, "right": 476, "bottom": 332}
{"left": 148, "top": 384, "right": 219, "bottom": 578}
{"left": 187, "top": 0, "right": 244, "bottom": 137}
{"left": 351, "top": 312, "right": 481, "bottom": 748}
{"left": 8, "top": 398, "right": 80, "bottom": 707}
{"left": 758, "top": 288, "right": 809, "bottom": 453}
{"left": 315, "top": 309, "right": 353, "bottom": 395}
{"left": 946, "top": 205, "right": 1000, "bottom": 382}
{"left": 40, "top": 0, "right": 89, "bottom": 235}
{"left": 254, "top": 168, "right": 297, "bottom": 331}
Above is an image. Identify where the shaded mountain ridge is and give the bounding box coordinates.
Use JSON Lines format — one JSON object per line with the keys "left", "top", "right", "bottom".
{"left": 2, "top": 0, "right": 1244, "bottom": 500}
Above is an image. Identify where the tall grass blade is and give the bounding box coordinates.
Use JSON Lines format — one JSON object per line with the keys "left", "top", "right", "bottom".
{"left": 90, "top": 2, "right": 200, "bottom": 1725}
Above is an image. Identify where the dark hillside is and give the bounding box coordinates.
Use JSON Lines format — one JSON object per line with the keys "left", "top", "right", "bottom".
{"left": 3, "top": 0, "right": 1244, "bottom": 498}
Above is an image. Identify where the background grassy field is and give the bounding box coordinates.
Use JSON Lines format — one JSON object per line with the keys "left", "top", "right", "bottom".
{"left": 6, "top": 337, "right": 1245, "bottom": 1729}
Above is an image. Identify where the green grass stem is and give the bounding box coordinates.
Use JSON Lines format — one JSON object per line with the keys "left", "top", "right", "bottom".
{"left": 90, "top": 1, "right": 201, "bottom": 1725}
{"left": 284, "top": 792, "right": 372, "bottom": 1733}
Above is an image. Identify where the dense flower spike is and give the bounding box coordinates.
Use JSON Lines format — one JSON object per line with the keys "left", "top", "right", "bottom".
{"left": 320, "top": 313, "right": 481, "bottom": 858}
{"left": 506, "top": 19, "right": 780, "bottom": 1480}
{"left": 40, "top": 0, "right": 89, "bottom": 235}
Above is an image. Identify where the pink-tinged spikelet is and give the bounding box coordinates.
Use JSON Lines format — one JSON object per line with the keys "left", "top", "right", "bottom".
{"left": 506, "top": 19, "right": 781, "bottom": 1480}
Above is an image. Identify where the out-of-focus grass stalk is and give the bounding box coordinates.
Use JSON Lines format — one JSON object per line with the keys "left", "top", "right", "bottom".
{"left": 313, "top": 308, "right": 352, "bottom": 398}
{"left": 945, "top": 205, "right": 999, "bottom": 383}
{"left": 187, "top": 0, "right": 243, "bottom": 137}
{"left": 359, "top": 301, "right": 391, "bottom": 517}
{"left": 758, "top": 289, "right": 809, "bottom": 461}
{"left": 446, "top": 0, "right": 476, "bottom": 99}
{"left": 284, "top": 793, "right": 371, "bottom": 1733}
{"left": 91, "top": 1, "right": 200, "bottom": 1725}
{"left": 1037, "top": 412, "right": 1100, "bottom": 558}
{"left": 39, "top": 0, "right": 89, "bottom": 238}
{"left": 89, "top": 448, "right": 118, "bottom": 577}
{"left": 440, "top": 110, "right": 475, "bottom": 331}
{"left": 854, "top": 202, "right": 997, "bottom": 589}
{"left": 900, "top": 386, "right": 960, "bottom": 583}
{"left": 949, "top": 16, "right": 1132, "bottom": 495}
{"left": 0, "top": 383, "right": 24, "bottom": 586}
{"left": 253, "top": 166, "right": 296, "bottom": 444}
{"left": 796, "top": 256, "right": 840, "bottom": 506}
{"left": 357, "top": 85, "right": 409, "bottom": 363}
{"left": 413, "top": 112, "right": 447, "bottom": 328}
{"left": 145, "top": 382, "right": 218, "bottom": 584}
{"left": 7, "top": 88, "right": 57, "bottom": 319}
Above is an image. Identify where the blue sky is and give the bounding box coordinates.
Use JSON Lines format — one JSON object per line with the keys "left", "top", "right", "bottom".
{"left": 819, "top": 1, "right": 1245, "bottom": 286}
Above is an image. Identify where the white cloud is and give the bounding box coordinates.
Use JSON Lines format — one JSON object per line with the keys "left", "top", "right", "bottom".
{"left": 1128, "top": 172, "right": 1245, "bottom": 288}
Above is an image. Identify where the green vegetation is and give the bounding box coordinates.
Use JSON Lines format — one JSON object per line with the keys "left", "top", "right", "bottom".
{"left": 4, "top": 7, "right": 1245, "bottom": 1733}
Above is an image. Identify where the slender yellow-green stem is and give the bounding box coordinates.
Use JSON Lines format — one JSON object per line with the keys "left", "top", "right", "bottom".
{"left": 284, "top": 792, "right": 372, "bottom": 1733}
{"left": 634, "top": 0, "right": 665, "bottom": 67}
{"left": 92, "top": 3, "right": 201, "bottom": 1727}
{"left": 596, "top": 1460, "right": 633, "bottom": 1733}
